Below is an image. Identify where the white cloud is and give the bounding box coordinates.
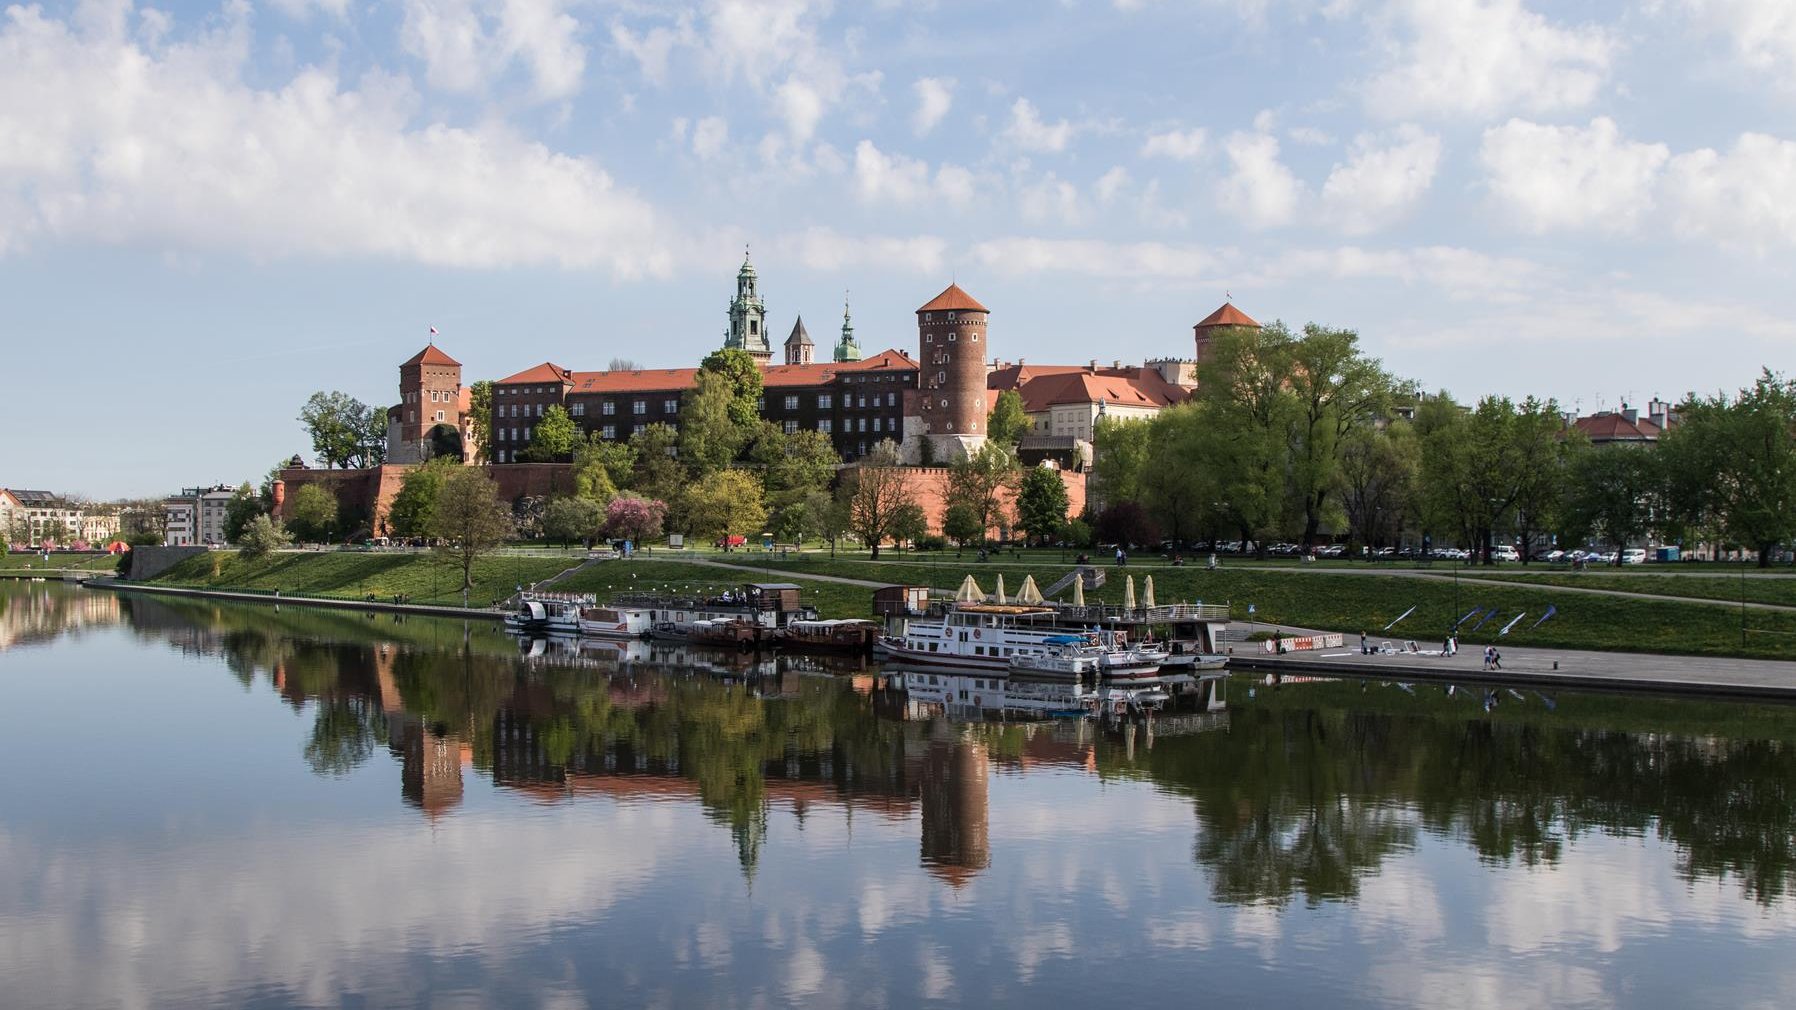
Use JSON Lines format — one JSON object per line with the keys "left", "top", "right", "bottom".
{"left": 970, "top": 237, "right": 1222, "bottom": 280}
{"left": 609, "top": 15, "right": 696, "bottom": 87}
{"left": 776, "top": 226, "right": 947, "bottom": 273}
{"left": 1216, "top": 130, "right": 1303, "bottom": 228}
{"left": 400, "top": 0, "right": 588, "bottom": 102}
{"left": 1663, "top": 132, "right": 1796, "bottom": 251}
{"left": 774, "top": 76, "right": 825, "bottom": 141}
{"left": 1140, "top": 127, "right": 1206, "bottom": 161}
{"left": 0, "top": 3, "right": 665, "bottom": 274}
{"left": 691, "top": 115, "right": 729, "bottom": 159}
{"left": 1320, "top": 124, "right": 1441, "bottom": 234}
{"left": 1287, "top": 126, "right": 1333, "bottom": 146}
{"left": 268, "top": 0, "right": 351, "bottom": 18}
{"left": 851, "top": 141, "right": 976, "bottom": 206}
{"left": 1680, "top": 0, "right": 1796, "bottom": 87}
{"left": 1479, "top": 118, "right": 1669, "bottom": 233}
{"left": 1000, "top": 98, "right": 1074, "bottom": 153}
{"left": 912, "top": 77, "right": 954, "bottom": 136}
{"left": 1364, "top": 0, "right": 1615, "bottom": 118}
{"left": 1018, "top": 174, "right": 1084, "bottom": 225}
{"left": 1095, "top": 166, "right": 1131, "bottom": 205}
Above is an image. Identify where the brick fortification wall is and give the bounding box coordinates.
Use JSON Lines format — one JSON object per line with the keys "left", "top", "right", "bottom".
{"left": 881, "top": 466, "right": 1086, "bottom": 539}
{"left": 126, "top": 545, "right": 208, "bottom": 580}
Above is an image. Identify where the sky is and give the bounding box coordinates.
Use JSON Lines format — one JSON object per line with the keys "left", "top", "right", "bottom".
{"left": 2, "top": 0, "right": 1795, "bottom": 498}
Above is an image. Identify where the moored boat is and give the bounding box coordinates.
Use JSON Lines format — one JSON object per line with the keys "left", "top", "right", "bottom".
{"left": 504, "top": 593, "right": 591, "bottom": 635}
{"left": 780, "top": 618, "right": 879, "bottom": 652}
{"left": 1007, "top": 635, "right": 1105, "bottom": 679}
{"left": 576, "top": 604, "right": 655, "bottom": 639}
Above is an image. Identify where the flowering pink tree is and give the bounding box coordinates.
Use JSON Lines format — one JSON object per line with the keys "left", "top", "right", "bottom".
{"left": 605, "top": 496, "right": 667, "bottom": 546}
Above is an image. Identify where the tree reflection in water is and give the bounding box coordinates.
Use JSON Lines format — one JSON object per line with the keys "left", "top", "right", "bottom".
{"left": 45, "top": 585, "right": 1796, "bottom": 907}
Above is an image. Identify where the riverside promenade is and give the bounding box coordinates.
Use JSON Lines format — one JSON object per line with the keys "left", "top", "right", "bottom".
{"left": 92, "top": 579, "right": 507, "bottom": 622}
{"left": 1234, "top": 638, "right": 1796, "bottom": 701}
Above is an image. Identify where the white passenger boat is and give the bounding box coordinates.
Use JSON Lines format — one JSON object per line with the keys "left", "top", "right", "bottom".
{"left": 1100, "top": 644, "right": 1168, "bottom": 680}
{"left": 504, "top": 593, "right": 592, "bottom": 635}
{"left": 576, "top": 603, "right": 655, "bottom": 639}
{"left": 885, "top": 602, "right": 1122, "bottom": 670}
{"left": 1008, "top": 635, "right": 1106, "bottom": 679}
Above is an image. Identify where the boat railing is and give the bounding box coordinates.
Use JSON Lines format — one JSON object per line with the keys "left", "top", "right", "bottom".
{"left": 929, "top": 600, "right": 1231, "bottom": 623}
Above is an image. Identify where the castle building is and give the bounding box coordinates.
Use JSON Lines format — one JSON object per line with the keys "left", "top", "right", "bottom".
{"left": 835, "top": 296, "right": 861, "bottom": 362}
{"left": 916, "top": 283, "right": 991, "bottom": 462}
{"left": 1192, "top": 301, "right": 1260, "bottom": 363}
{"left": 784, "top": 317, "right": 814, "bottom": 366}
{"left": 723, "top": 249, "right": 772, "bottom": 365}
{"left": 386, "top": 342, "right": 477, "bottom": 463}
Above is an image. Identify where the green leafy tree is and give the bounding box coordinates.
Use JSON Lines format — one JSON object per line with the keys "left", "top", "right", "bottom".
{"left": 286, "top": 484, "right": 339, "bottom": 542}
{"left": 1191, "top": 324, "right": 1293, "bottom": 553}
{"left": 223, "top": 482, "right": 265, "bottom": 543}
{"left": 1336, "top": 421, "right": 1420, "bottom": 551}
{"left": 767, "top": 428, "right": 840, "bottom": 499}
{"left": 1420, "top": 396, "right": 1532, "bottom": 563}
{"left": 573, "top": 434, "right": 636, "bottom": 498}
{"left": 1091, "top": 416, "right": 1152, "bottom": 510}
{"left": 467, "top": 380, "right": 494, "bottom": 463}
{"left": 889, "top": 501, "right": 929, "bottom": 550}
{"left": 839, "top": 440, "right": 913, "bottom": 559}
{"left": 429, "top": 468, "right": 515, "bottom": 591}
{"left": 941, "top": 502, "right": 984, "bottom": 549}
{"left": 1660, "top": 370, "right": 1796, "bottom": 566}
{"left": 683, "top": 469, "right": 768, "bottom": 540}
{"left": 359, "top": 406, "right": 389, "bottom": 467}
{"left": 943, "top": 441, "right": 1019, "bottom": 542}
{"left": 386, "top": 458, "right": 453, "bottom": 537}
{"left": 1140, "top": 404, "right": 1212, "bottom": 543}
{"left": 237, "top": 514, "right": 293, "bottom": 557}
{"left": 699, "top": 347, "right": 765, "bottom": 430}
{"left": 543, "top": 495, "right": 605, "bottom": 548}
{"left": 521, "top": 404, "right": 579, "bottom": 462}
{"left": 1511, "top": 398, "right": 1577, "bottom": 561}
{"left": 629, "top": 423, "right": 685, "bottom": 503}
{"left": 299, "top": 391, "right": 371, "bottom": 469}
{"left": 1015, "top": 466, "right": 1071, "bottom": 545}
{"left": 1562, "top": 445, "right": 1660, "bottom": 564}
{"left": 985, "top": 389, "right": 1031, "bottom": 447}
{"left": 1284, "top": 324, "right": 1391, "bottom": 547}
{"left": 679, "top": 370, "right": 747, "bottom": 475}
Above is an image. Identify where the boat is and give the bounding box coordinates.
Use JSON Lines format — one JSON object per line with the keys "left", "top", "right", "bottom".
{"left": 1100, "top": 643, "right": 1168, "bottom": 680}
{"left": 1162, "top": 651, "right": 1230, "bottom": 672}
{"left": 504, "top": 592, "right": 592, "bottom": 635}
{"left": 1008, "top": 635, "right": 1105, "bottom": 679}
{"left": 883, "top": 602, "right": 1117, "bottom": 670}
{"left": 576, "top": 603, "right": 655, "bottom": 639}
{"left": 623, "top": 583, "right": 815, "bottom": 641}
{"left": 684, "top": 617, "right": 764, "bottom": 648}
{"left": 779, "top": 618, "right": 879, "bottom": 652}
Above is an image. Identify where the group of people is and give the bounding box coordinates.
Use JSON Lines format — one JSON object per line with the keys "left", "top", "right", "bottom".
{"left": 1355, "top": 630, "right": 1500, "bottom": 669}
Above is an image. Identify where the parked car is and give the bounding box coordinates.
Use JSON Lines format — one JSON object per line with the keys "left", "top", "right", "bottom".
{"left": 1491, "top": 545, "right": 1520, "bottom": 562}
{"left": 1621, "top": 548, "right": 1647, "bottom": 565}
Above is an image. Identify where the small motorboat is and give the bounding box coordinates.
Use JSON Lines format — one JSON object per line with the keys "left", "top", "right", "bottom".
{"left": 1099, "top": 644, "right": 1167, "bottom": 680}
{"left": 504, "top": 593, "right": 590, "bottom": 635}
{"left": 1008, "top": 635, "right": 1105, "bottom": 679}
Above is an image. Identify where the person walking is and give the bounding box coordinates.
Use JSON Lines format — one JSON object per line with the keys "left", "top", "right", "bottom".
{"left": 1361, "top": 631, "right": 1370, "bottom": 655}
{"left": 1490, "top": 647, "right": 1502, "bottom": 670}
{"left": 1482, "top": 645, "right": 1494, "bottom": 671}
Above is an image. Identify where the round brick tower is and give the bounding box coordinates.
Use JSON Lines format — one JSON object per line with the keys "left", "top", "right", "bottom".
{"left": 916, "top": 283, "right": 990, "bottom": 462}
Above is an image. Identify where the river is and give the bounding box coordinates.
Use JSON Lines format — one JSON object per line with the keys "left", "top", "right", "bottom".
{"left": 2, "top": 581, "right": 1793, "bottom": 1008}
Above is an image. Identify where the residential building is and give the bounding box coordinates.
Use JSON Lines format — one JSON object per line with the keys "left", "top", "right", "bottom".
{"left": 164, "top": 485, "right": 235, "bottom": 546}
{"left": 1, "top": 489, "right": 87, "bottom": 546}
{"left": 1573, "top": 400, "right": 1676, "bottom": 445}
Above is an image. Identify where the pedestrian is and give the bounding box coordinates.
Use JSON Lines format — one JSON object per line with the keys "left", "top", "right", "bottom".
{"left": 1482, "top": 646, "right": 1494, "bottom": 671}
{"left": 1360, "top": 630, "right": 1369, "bottom": 655}
{"left": 1491, "top": 648, "right": 1502, "bottom": 670}
{"left": 1443, "top": 632, "right": 1451, "bottom": 656}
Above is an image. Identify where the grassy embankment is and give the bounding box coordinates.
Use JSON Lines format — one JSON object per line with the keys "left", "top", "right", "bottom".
{"left": 1, "top": 552, "right": 122, "bottom": 576}
{"left": 751, "top": 553, "right": 1796, "bottom": 660}
{"left": 1457, "top": 570, "right": 1796, "bottom": 608}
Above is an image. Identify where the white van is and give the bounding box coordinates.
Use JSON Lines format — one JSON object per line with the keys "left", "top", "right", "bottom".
{"left": 1621, "top": 548, "right": 1647, "bottom": 565}
{"left": 1492, "top": 545, "right": 1520, "bottom": 563}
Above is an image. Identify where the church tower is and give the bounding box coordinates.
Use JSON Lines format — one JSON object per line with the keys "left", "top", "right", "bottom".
{"left": 917, "top": 282, "right": 990, "bottom": 462}
{"left": 784, "top": 317, "right": 814, "bottom": 365}
{"left": 724, "top": 248, "right": 772, "bottom": 365}
{"left": 834, "top": 293, "right": 862, "bottom": 362}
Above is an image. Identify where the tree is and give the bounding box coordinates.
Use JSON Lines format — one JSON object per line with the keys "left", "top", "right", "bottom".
{"left": 1420, "top": 396, "right": 1529, "bottom": 564}
{"left": 1562, "top": 446, "right": 1659, "bottom": 565}
{"left": 1140, "top": 404, "right": 1212, "bottom": 543}
{"left": 1191, "top": 324, "right": 1294, "bottom": 554}
{"left": 237, "top": 514, "right": 292, "bottom": 557}
{"left": 889, "top": 501, "right": 929, "bottom": 550}
{"left": 573, "top": 434, "right": 636, "bottom": 499}
{"left": 1284, "top": 324, "right": 1391, "bottom": 547}
{"left": 223, "top": 482, "right": 265, "bottom": 543}
{"left": 1336, "top": 421, "right": 1419, "bottom": 551}
{"left": 628, "top": 423, "right": 684, "bottom": 501}
{"left": 985, "top": 389, "right": 1030, "bottom": 447}
{"left": 386, "top": 457, "right": 455, "bottom": 537}
{"left": 299, "top": 391, "right": 371, "bottom": 469}
{"left": 840, "top": 440, "right": 914, "bottom": 559}
{"left": 1091, "top": 416, "right": 1152, "bottom": 510}
{"left": 1094, "top": 501, "right": 1160, "bottom": 548}
{"left": 683, "top": 470, "right": 768, "bottom": 540}
{"left": 941, "top": 502, "right": 984, "bottom": 549}
{"left": 607, "top": 357, "right": 641, "bottom": 371}
{"left": 359, "top": 406, "right": 388, "bottom": 468}
{"left": 286, "top": 484, "right": 339, "bottom": 542}
{"left": 943, "top": 441, "right": 1018, "bottom": 542}
{"left": 765, "top": 428, "right": 840, "bottom": 501}
{"left": 1510, "top": 398, "right": 1576, "bottom": 562}
{"left": 520, "top": 404, "right": 579, "bottom": 462}
{"left": 1015, "top": 466, "right": 1071, "bottom": 545}
{"left": 679, "top": 370, "right": 746, "bottom": 475}
{"left": 605, "top": 495, "right": 668, "bottom": 546}
{"left": 467, "top": 380, "right": 494, "bottom": 463}
{"left": 699, "top": 347, "right": 765, "bottom": 430}
{"left": 429, "top": 468, "right": 515, "bottom": 591}
{"left": 1660, "top": 370, "right": 1796, "bottom": 566}
{"left": 544, "top": 496, "right": 605, "bottom": 548}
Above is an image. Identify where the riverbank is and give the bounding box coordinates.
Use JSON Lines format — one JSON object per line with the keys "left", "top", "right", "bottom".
{"left": 93, "top": 579, "right": 510, "bottom": 621}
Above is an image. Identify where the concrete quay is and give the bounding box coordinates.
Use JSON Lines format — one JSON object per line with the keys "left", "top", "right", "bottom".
{"left": 1233, "top": 640, "right": 1796, "bottom": 702}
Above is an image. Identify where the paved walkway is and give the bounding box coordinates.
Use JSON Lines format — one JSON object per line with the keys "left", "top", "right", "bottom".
{"left": 679, "top": 557, "right": 896, "bottom": 588}
{"left": 1236, "top": 640, "right": 1796, "bottom": 700}
{"left": 93, "top": 579, "right": 506, "bottom": 621}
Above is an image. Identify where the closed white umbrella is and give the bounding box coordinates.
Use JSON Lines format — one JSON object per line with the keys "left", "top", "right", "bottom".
{"left": 1072, "top": 577, "right": 1085, "bottom": 607}
{"left": 995, "top": 574, "right": 1008, "bottom": 604}
{"left": 1124, "top": 575, "right": 1137, "bottom": 610}
{"left": 1017, "top": 575, "right": 1043, "bottom": 604}
{"left": 957, "top": 575, "right": 984, "bottom": 602}
{"left": 1143, "top": 575, "right": 1156, "bottom": 609}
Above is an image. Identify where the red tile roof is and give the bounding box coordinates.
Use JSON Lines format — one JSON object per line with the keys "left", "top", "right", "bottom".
{"left": 1194, "top": 302, "right": 1260, "bottom": 329}
{"left": 991, "top": 366, "right": 1190, "bottom": 413}
{"left": 496, "top": 362, "right": 574, "bottom": 385}
{"left": 560, "top": 349, "right": 918, "bottom": 396}
{"left": 917, "top": 283, "right": 989, "bottom": 314}
{"left": 403, "top": 344, "right": 461, "bottom": 367}
{"left": 1573, "top": 413, "right": 1662, "bottom": 443}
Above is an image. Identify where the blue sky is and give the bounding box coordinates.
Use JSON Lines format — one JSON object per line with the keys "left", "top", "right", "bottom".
{"left": 3, "top": 0, "right": 1795, "bottom": 497}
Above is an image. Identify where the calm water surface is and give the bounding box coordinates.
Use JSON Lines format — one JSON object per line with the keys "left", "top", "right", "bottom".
{"left": 2, "top": 582, "right": 1794, "bottom": 1009}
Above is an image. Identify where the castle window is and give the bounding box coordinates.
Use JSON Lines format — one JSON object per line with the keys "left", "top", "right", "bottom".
{"left": 602, "top": 425, "right": 616, "bottom": 440}
{"left": 949, "top": 333, "right": 957, "bottom": 342}
{"left": 664, "top": 399, "right": 678, "bottom": 414}
{"left": 571, "top": 402, "right": 585, "bottom": 416}
{"left": 784, "top": 395, "right": 798, "bottom": 410}
{"left": 633, "top": 400, "right": 646, "bottom": 415}
{"left": 971, "top": 333, "right": 979, "bottom": 342}
{"left": 887, "top": 393, "right": 896, "bottom": 406}
{"left": 817, "top": 393, "right": 832, "bottom": 409}
{"left": 602, "top": 401, "right": 616, "bottom": 416}
{"left": 872, "top": 418, "right": 881, "bottom": 432}
{"left": 783, "top": 420, "right": 798, "bottom": 434}
{"left": 435, "top": 411, "right": 444, "bottom": 422}
{"left": 750, "top": 319, "right": 758, "bottom": 335}
{"left": 818, "top": 419, "right": 833, "bottom": 433}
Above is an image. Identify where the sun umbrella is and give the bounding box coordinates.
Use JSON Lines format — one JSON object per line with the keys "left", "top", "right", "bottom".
{"left": 957, "top": 575, "right": 984, "bottom": 601}
{"left": 1072, "top": 577, "right": 1085, "bottom": 607}
{"left": 1143, "top": 575, "right": 1156, "bottom": 609}
{"left": 1124, "top": 575, "right": 1137, "bottom": 610}
{"left": 1017, "top": 575, "right": 1043, "bottom": 604}
{"left": 995, "top": 574, "right": 1007, "bottom": 604}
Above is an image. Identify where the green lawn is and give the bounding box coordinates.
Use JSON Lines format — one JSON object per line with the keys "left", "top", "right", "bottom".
{"left": 1459, "top": 570, "right": 1796, "bottom": 608}
{"left": 145, "top": 550, "right": 577, "bottom": 607}
{"left": 741, "top": 554, "right": 1796, "bottom": 660}
{"left": 556, "top": 558, "right": 877, "bottom": 621}
{"left": 1, "top": 552, "right": 122, "bottom": 575}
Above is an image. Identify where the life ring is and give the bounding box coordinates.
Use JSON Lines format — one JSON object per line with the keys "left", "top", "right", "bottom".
{"left": 973, "top": 629, "right": 982, "bottom": 639}
{"left": 974, "top": 695, "right": 983, "bottom": 706}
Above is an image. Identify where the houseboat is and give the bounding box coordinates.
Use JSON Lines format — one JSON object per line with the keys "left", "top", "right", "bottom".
{"left": 612, "top": 582, "right": 814, "bottom": 647}
{"left": 576, "top": 603, "right": 656, "bottom": 639}
{"left": 504, "top": 592, "right": 592, "bottom": 635}
{"left": 779, "top": 618, "right": 880, "bottom": 653}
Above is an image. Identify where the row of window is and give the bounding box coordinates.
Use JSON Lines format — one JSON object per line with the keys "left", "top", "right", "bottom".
{"left": 403, "top": 388, "right": 459, "bottom": 405}
{"left": 498, "top": 385, "right": 557, "bottom": 395}
{"left": 759, "top": 391, "right": 898, "bottom": 411}
{"left": 496, "top": 426, "right": 534, "bottom": 443}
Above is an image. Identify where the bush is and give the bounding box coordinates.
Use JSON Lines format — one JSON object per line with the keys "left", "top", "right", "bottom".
{"left": 914, "top": 535, "right": 948, "bottom": 552}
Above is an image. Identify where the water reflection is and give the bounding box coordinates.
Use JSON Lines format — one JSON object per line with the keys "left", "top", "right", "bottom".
{"left": 5, "top": 582, "right": 1796, "bottom": 1008}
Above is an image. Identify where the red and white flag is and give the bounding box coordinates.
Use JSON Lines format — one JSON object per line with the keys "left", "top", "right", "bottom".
{"left": 429, "top": 325, "right": 438, "bottom": 336}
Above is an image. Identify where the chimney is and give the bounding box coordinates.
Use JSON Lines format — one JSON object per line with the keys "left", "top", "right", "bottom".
{"left": 1622, "top": 405, "right": 1638, "bottom": 424}
{"left": 1089, "top": 359, "right": 1098, "bottom": 370}
{"left": 1113, "top": 360, "right": 1122, "bottom": 370}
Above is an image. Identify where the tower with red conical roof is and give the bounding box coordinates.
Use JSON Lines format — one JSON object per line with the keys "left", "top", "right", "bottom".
{"left": 917, "top": 283, "right": 990, "bottom": 462}
{"left": 1192, "top": 302, "right": 1260, "bottom": 364}
{"left": 391, "top": 342, "right": 466, "bottom": 463}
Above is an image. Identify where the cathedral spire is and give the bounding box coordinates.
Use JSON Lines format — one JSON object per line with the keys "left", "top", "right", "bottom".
{"left": 724, "top": 245, "right": 771, "bottom": 365}
{"left": 834, "top": 289, "right": 861, "bottom": 362}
